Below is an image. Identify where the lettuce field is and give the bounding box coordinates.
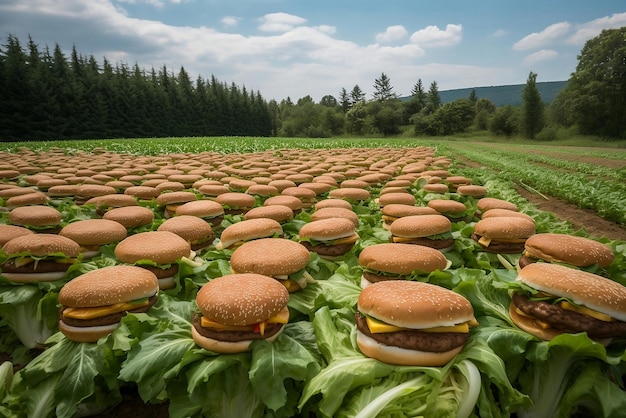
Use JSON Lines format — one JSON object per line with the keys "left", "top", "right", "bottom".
{"left": 0, "top": 137, "right": 625, "bottom": 418}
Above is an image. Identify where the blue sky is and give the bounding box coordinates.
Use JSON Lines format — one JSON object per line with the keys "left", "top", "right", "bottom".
{"left": 1, "top": 1, "right": 625, "bottom": 102}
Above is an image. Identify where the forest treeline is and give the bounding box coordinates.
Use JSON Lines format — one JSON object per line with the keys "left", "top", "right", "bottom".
{"left": 1, "top": 27, "right": 625, "bottom": 141}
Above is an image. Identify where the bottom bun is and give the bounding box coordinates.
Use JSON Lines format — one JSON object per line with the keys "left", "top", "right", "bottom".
{"left": 356, "top": 331, "right": 463, "bottom": 366}
{"left": 508, "top": 302, "right": 612, "bottom": 346}
{"left": 191, "top": 325, "right": 284, "bottom": 354}
{"left": 360, "top": 275, "right": 374, "bottom": 289}
{"left": 158, "top": 275, "right": 176, "bottom": 290}
{"left": 59, "top": 321, "right": 119, "bottom": 343}
{"left": 2, "top": 271, "right": 68, "bottom": 283}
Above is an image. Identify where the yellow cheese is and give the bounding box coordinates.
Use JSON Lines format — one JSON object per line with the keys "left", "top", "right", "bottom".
{"left": 365, "top": 316, "right": 471, "bottom": 334}
{"left": 332, "top": 233, "right": 359, "bottom": 245}
{"left": 64, "top": 300, "right": 149, "bottom": 320}
{"left": 199, "top": 307, "right": 289, "bottom": 332}
{"left": 560, "top": 301, "right": 614, "bottom": 322}
{"left": 515, "top": 308, "right": 553, "bottom": 329}
{"left": 392, "top": 236, "right": 420, "bottom": 243}
{"left": 477, "top": 236, "right": 491, "bottom": 247}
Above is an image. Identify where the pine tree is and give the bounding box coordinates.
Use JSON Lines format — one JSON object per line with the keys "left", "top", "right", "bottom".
{"left": 522, "top": 71, "right": 544, "bottom": 139}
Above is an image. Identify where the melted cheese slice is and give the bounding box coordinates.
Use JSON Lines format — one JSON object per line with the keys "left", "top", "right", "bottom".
{"left": 392, "top": 236, "right": 422, "bottom": 243}
{"left": 478, "top": 236, "right": 527, "bottom": 247}
{"left": 64, "top": 299, "right": 150, "bottom": 320}
{"left": 365, "top": 316, "right": 473, "bottom": 334}
{"left": 332, "top": 233, "right": 359, "bottom": 245}
{"left": 515, "top": 308, "right": 552, "bottom": 329}
{"left": 200, "top": 307, "right": 290, "bottom": 332}
{"left": 559, "top": 301, "right": 614, "bottom": 322}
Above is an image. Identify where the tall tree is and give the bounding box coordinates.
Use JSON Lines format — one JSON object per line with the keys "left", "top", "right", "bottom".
{"left": 349, "top": 85, "right": 366, "bottom": 106}
{"left": 425, "top": 81, "right": 441, "bottom": 114}
{"left": 372, "top": 72, "right": 397, "bottom": 101}
{"left": 521, "top": 71, "right": 545, "bottom": 139}
{"left": 554, "top": 27, "right": 626, "bottom": 138}
{"left": 405, "top": 79, "right": 427, "bottom": 115}
{"left": 339, "top": 88, "right": 351, "bottom": 113}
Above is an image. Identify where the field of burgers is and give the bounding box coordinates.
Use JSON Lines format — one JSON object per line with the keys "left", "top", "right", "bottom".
{"left": 1, "top": 143, "right": 626, "bottom": 418}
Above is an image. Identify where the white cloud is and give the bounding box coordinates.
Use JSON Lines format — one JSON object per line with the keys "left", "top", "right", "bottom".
{"left": 523, "top": 49, "right": 559, "bottom": 65}
{"left": 490, "top": 29, "right": 507, "bottom": 38}
{"left": 513, "top": 22, "right": 571, "bottom": 50}
{"left": 258, "top": 12, "right": 306, "bottom": 33}
{"left": 375, "top": 25, "right": 408, "bottom": 43}
{"left": 221, "top": 16, "right": 239, "bottom": 28}
{"left": 566, "top": 12, "right": 626, "bottom": 45}
{"left": 410, "top": 24, "right": 462, "bottom": 47}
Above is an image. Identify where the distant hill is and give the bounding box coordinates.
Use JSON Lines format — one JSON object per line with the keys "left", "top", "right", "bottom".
{"left": 427, "top": 81, "right": 568, "bottom": 107}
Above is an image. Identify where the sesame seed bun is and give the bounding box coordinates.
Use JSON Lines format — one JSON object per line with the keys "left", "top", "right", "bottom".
{"left": 328, "top": 187, "right": 371, "bottom": 202}
{"left": 216, "top": 218, "right": 283, "bottom": 250}
{"left": 359, "top": 243, "right": 448, "bottom": 276}
{"left": 314, "top": 198, "right": 353, "bottom": 211}
{"left": 102, "top": 206, "right": 154, "bottom": 229}
{"left": 114, "top": 231, "right": 191, "bottom": 265}
{"left": 157, "top": 215, "right": 215, "bottom": 250}
{"left": 298, "top": 218, "right": 356, "bottom": 242}
{"left": 522, "top": 233, "right": 614, "bottom": 268}
{"left": 60, "top": 219, "right": 127, "bottom": 246}
{"left": 481, "top": 209, "right": 535, "bottom": 223}
{"left": 230, "top": 237, "right": 310, "bottom": 279}
{"left": 311, "top": 207, "right": 359, "bottom": 227}
{"left": 0, "top": 224, "right": 34, "bottom": 246}
{"left": 427, "top": 199, "right": 467, "bottom": 217}
{"left": 477, "top": 197, "right": 518, "bottom": 213}
{"left": 8, "top": 205, "right": 62, "bottom": 229}
{"left": 389, "top": 214, "right": 451, "bottom": 238}
{"left": 377, "top": 192, "right": 416, "bottom": 207}
{"left": 473, "top": 216, "right": 535, "bottom": 239}
{"left": 517, "top": 263, "right": 626, "bottom": 322}
{"left": 243, "top": 205, "right": 294, "bottom": 223}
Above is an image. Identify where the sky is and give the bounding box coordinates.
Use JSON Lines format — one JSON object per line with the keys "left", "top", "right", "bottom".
{"left": 1, "top": 1, "right": 625, "bottom": 102}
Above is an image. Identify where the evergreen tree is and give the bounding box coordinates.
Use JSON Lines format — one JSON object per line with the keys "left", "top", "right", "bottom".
{"left": 405, "top": 79, "right": 427, "bottom": 116}
{"left": 425, "top": 81, "right": 441, "bottom": 114}
{"left": 349, "top": 85, "right": 366, "bottom": 106}
{"left": 521, "top": 71, "right": 545, "bottom": 139}
{"left": 339, "top": 88, "right": 351, "bottom": 113}
{"left": 372, "top": 72, "right": 397, "bottom": 101}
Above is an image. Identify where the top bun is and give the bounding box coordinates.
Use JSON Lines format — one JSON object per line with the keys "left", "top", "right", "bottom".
{"left": 298, "top": 218, "right": 356, "bottom": 241}
{"left": 230, "top": 238, "right": 310, "bottom": 276}
{"left": 0, "top": 224, "right": 34, "bottom": 246}
{"left": 358, "top": 281, "right": 475, "bottom": 329}
{"left": 389, "top": 214, "right": 451, "bottom": 238}
{"left": 477, "top": 197, "right": 518, "bottom": 212}
{"left": 517, "top": 263, "right": 626, "bottom": 322}
{"left": 524, "top": 233, "right": 614, "bottom": 268}
{"left": 217, "top": 218, "right": 283, "bottom": 249}
{"left": 59, "top": 265, "right": 159, "bottom": 307}
{"left": 157, "top": 215, "right": 214, "bottom": 243}
{"left": 8, "top": 205, "right": 62, "bottom": 227}
{"left": 114, "top": 231, "right": 191, "bottom": 264}
{"left": 359, "top": 243, "right": 448, "bottom": 275}
{"left": 382, "top": 204, "right": 438, "bottom": 218}
{"left": 2, "top": 233, "right": 80, "bottom": 258}
{"left": 473, "top": 216, "right": 535, "bottom": 239}
{"left": 196, "top": 273, "right": 289, "bottom": 326}
{"left": 60, "top": 219, "right": 127, "bottom": 245}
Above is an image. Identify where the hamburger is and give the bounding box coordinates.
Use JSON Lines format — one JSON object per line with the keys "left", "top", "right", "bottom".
{"left": 297, "top": 218, "right": 359, "bottom": 259}
{"left": 376, "top": 192, "right": 416, "bottom": 207}
{"left": 509, "top": 263, "right": 626, "bottom": 342}
{"left": 472, "top": 216, "right": 535, "bottom": 254}
{"left": 311, "top": 207, "right": 359, "bottom": 228}
{"left": 1, "top": 234, "right": 81, "bottom": 282}
{"left": 389, "top": 214, "right": 454, "bottom": 252}
{"left": 58, "top": 265, "right": 159, "bottom": 342}
{"left": 0, "top": 224, "right": 34, "bottom": 247}
{"left": 8, "top": 205, "right": 63, "bottom": 234}
{"left": 243, "top": 205, "right": 294, "bottom": 223}
{"left": 264, "top": 195, "right": 303, "bottom": 214}
{"left": 230, "top": 238, "right": 314, "bottom": 293}
{"left": 381, "top": 204, "right": 438, "bottom": 230}
{"left": 216, "top": 218, "right": 283, "bottom": 250}
{"left": 84, "top": 193, "right": 138, "bottom": 216}
{"left": 355, "top": 280, "right": 477, "bottom": 366}
{"left": 174, "top": 200, "right": 225, "bottom": 227}
{"left": 59, "top": 219, "right": 127, "bottom": 258}
{"left": 192, "top": 273, "right": 290, "bottom": 353}
{"left": 518, "top": 233, "right": 615, "bottom": 272}
{"left": 427, "top": 199, "right": 468, "bottom": 222}
{"left": 156, "top": 191, "right": 198, "bottom": 218}
{"left": 215, "top": 192, "right": 256, "bottom": 215}
{"left": 114, "top": 231, "right": 192, "bottom": 290}
{"left": 102, "top": 206, "right": 155, "bottom": 230}
{"left": 358, "top": 243, "right": 449, "bottom": 288}
{"left": 157, "top": 215, "right": 215, "bottom": 251}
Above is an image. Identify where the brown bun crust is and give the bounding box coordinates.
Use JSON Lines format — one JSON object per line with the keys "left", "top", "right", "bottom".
{"left": 473, "top": 216, "right": 535, "bottom": 239}
{"left": 422, "top": 183, "right": 449, "bottom": 194}
{"left": 114, "top": 231, "right": 191, "bottom": 264}
{"left": 311, "top": 207, "right": 359, "bottom": 227}
{"left": 328, "top": 187, "right": 371, "bottom": 202}
{"left": 523, "top": 233, "right": 614, "bottom": 268}
{"left": 102, "top": 206, "right": 154, "bottom": 228}
{"left": 456, "top": 185, "right": 487, "bottom": 197}
{"left": 427, "top": 199, "right": 467, "bottom": 215}
{"left": 264, "top": 195, "right": 303, "bottom": 212}
{"left": 230, "top": 238, "right": 310, "bottom": 276}
{"left": 243, "top": 205, "right": 294, "bottom": 222}
{"left": 155, "top": 191, "right": 197, "bottom": 206}
{"left": 175, "top": 200, "right": 225, "bottom": 218}
{"left": 517, "top": 263, "right": 626, "bottom": 321}
{"left": 196, "top": 273, "right": 289, "bottom": 325}
{"left": 215, "top": 192, "right": 257, "bottom": 209}
{"left": 8, "top": 205, "right": 62, "bottom": 227}
{"left": 382, "top": 204, "right": 437, "bottom": 218}
{"left": 358, "top": 281, "right": 475, "bottom": 329}
{"left": 2, "top": 233, "right": 80, "bottom": 258}
{"left": 314, "top": 199, "right": 353, "bottom": 210}
{"left": 191, "top": 323, "right": 283, "bottom": 354}
{"left": 356, "top": 331, "right": 463, "bottom": 366}
{"left": 358, "top": 243, "right": 447, "bottom": 275}
{"left": 481, "top": 209, "right": 534, "bottom": 223}
{"left": 378, "top": 193, "right": 416, "bottom": 207}
{"left": 298, "top": 218, "right": 356, "bottom": 241}
{"left": 389, "top": 214, "right": 451, "bottom": 238}
{"left": 477, "top": 197, "right": 518, "bottom": 212}
{"left": 60, "top": 219, "right": 127, "bottom": 245}
{"left": 59, "top": 265, "right": 159, "bottom": 307}
{"left": 217, "top": 218, "right": 283, "bottom": 250}
{"left": 0, "top": 224, "right": 34, "bottom": 246}
{"left": 157, "top": 215, "right": 214, "bottom": 244}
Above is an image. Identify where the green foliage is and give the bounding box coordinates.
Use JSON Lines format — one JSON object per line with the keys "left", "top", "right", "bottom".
{"left": 522, "top": 72, "right": 545, "bottom": 139}
{"left": 489, "top": 105, "right": 519, "bottom": 137}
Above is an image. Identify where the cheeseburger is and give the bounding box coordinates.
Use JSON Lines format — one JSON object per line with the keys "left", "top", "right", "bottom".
{"left": 58, "top": 265, "right": 159, "bottom": 342}
{"left": 1, "top": 234, "right": 80, "bottom": 282}
{"left": 510, "top": 263, "right": 626, "bottom": 341}
{"left": 358, "top": 243, "right": 449, "bottom": 288}
{"left": 230, "top": 238, "right": 314, "bottom": 293}
{"left": 518, "top": 233, "right": 615, "bottom": 272}
{"left": 114, "top": 231, "right": 192, "bottom": 290}
{"left": 297, "top": 218, "right": 359, "bottom": 259}
{"left": 471, "top": 216, "right": 535, "bottom": 254}
{"left": 356, "top": 280, "right": 477, "bottom": 366}
{"left": 389, "top": 214, "right": 454, "bottom": 252}
{"left": 192, "top": 273, "right": 290, "bottom": 353}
